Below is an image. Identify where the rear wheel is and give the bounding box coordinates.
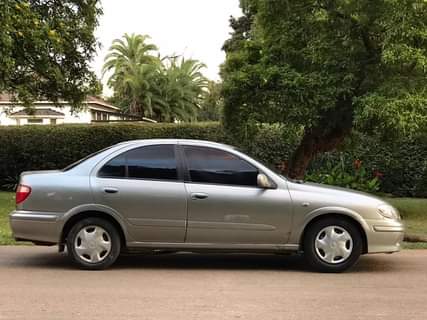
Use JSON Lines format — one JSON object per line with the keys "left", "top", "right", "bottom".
{"left": 303, "top": 217, "right": 363, "bottom": 273}
{"left": 66, "top": 217, "right": 121, "bottom": 270}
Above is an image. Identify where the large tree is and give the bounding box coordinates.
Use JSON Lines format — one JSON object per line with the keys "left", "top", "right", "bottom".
{"left": 198, "top": 81, "right": 223, "bottom": 122}
{"left": 156, "top": 57, "right": 208, "bottom": 122}
{"left": 222, "top": 0, "right": 427, "bottom": 178}
{"left": 103, "top": 33, "right": 160, "bottom": 115}
{"left": 0, "top": 0, "right": 102, "bottom": 108}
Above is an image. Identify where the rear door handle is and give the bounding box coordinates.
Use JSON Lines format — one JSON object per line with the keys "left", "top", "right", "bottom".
{"left": 191, "top": 192, "right": 208, "bottom": 200}
{"left": 103, "top": 187, "right": 119, "bottom": 194}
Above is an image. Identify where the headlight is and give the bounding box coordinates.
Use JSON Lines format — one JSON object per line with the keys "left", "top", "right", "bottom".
{"left": 378, "top": 204, "right": 399, "bottom": 220}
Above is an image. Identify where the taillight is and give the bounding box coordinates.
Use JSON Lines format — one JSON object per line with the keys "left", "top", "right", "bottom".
{"left": 16, "top": 184, "right": 32, "bottom": 205}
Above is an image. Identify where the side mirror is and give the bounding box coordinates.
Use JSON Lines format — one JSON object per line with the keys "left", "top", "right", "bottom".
{"left": 257, "top": 173, "right": 275, "bottom": 189}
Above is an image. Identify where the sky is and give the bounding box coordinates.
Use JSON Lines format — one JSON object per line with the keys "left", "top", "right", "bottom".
{"left": 92, "top": 0, "right": 242, "bottom": 95}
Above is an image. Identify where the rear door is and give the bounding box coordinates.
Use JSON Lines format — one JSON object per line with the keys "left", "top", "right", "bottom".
{"left": 91, "top": 144, "right": 187, "bottom": 243}
{"left": 180, "top": 144, "right": 293, "bottom": 245}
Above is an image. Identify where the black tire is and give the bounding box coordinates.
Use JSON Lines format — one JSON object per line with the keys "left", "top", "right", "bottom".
{"left": 66, "top": 217, "right": 121, "bottom": 270}
{"left": 303, "top": 217, "right": 363, "bottom": 273}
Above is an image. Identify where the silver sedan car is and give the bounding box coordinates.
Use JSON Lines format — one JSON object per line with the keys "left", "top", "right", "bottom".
{"left": 9, "top": 139, "right": 404, "bottom": 272}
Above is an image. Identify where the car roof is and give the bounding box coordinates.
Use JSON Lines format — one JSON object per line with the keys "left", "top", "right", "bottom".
{"left": 120, "top": 139, "right": 236, "bottom": 151}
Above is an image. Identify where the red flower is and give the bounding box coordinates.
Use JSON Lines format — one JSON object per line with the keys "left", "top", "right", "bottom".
{"left": 353, "top": 159, "right": 362, "bottom": 170}
{"left": 373, "top": 170, "right": 384, "bottom": 179}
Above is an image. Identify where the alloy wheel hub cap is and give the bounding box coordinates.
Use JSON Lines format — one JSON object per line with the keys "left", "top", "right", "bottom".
{"left": 314, "top": 226, "right": 353, "bottom": 264}
{"left": 74, "top": 226, "right": 112, "bottom": 264}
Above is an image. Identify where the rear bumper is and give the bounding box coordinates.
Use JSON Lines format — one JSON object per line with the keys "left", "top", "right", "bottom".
{"left": 365, "top": 219, "right": 405, "bottom": 254}
{"left": 9, "top": 211, "right": 62, "bottom": 244}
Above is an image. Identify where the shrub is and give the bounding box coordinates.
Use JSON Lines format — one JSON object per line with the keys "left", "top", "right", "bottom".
{"left": 306, "top": 157, "right": 381, "bottom": 193}
{"left": 0, "top": 122, "right": 425, "bottom": 197}
{"left": 0, "top": 122, "right": 226, "bottom": 189}
{"left": 309, "top": 132, "right": 427, "bottom": 197}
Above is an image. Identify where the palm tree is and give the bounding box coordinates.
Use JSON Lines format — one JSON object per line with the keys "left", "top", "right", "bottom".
{"left": 103, "top": 34, "right": 208, "bottom": 122}
{"left": 102, "top": 34, "right": 159, "bottom": 115}
{"left": 158, "top": 57, "right": 208, "bottom": 122}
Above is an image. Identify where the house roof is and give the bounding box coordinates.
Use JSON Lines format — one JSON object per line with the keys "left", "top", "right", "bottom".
{"left": 86, "top": 96, "right": 120, "bottom": 110}
{"left": 10, "top": 108, "right": 65, "bottom": 118}
{"left": 0, "top": 93, "right": 12, "bottom": 101}
{"left": 0, "top": 93, "right": 120, "bottom": 111}
{"left": 0, "top": 93, "right": 157, "bottom": 123}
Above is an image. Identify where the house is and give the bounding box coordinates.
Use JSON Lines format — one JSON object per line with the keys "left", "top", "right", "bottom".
{"left": 0, "top": 94, "right": 155, "bottom": 125}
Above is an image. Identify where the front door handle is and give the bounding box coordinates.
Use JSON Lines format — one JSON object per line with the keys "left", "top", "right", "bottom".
{"left": 191, "top": 192, "right": 208, "bottom": 200}
{"left": 103, "top": 187, "right": 119, "bottom": 194}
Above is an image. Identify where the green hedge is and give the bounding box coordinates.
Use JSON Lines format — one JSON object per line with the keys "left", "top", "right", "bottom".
{"left": 0, "top": 122, "right": 425, "bottom": 197}
{"left": 0, "top": 123, "right": 226, "bottom": 188}
{"left": 310, "top": 132, "right": 427, "bottom": 197}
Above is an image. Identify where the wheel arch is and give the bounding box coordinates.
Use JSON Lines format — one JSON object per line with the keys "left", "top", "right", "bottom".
{"left": 299, "top": 211, "right": 369, "bottom": 254}
{"left": 60, "top": 210, "right": 127, "bottom": 248}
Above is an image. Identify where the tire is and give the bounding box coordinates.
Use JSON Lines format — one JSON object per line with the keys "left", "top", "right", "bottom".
{"left": 303, "top": 217, "right": 363, "bottom": 273}
{"left": 66, "top": 217, "right": 121, "bottom": 270}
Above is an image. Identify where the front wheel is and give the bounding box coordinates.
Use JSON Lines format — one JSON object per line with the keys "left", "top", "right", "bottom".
{"left": 303, "top": 217, "right": 363, "bottom": 273}
{"left": 66, "top": 217, "right": 121, "bottom": 270}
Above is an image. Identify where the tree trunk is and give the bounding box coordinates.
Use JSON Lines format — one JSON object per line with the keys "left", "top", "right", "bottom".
{"left": 287, "top": 98, "right": 354, "bottom": 179}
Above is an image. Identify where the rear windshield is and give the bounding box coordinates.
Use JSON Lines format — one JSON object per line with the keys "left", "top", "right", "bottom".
{"left": 63, "top": 146, "right": 116, "bottom": 171}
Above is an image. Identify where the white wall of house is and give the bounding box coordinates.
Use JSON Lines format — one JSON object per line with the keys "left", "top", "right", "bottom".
{"left": 0, "top": 104, "right": 120, "bottom": 126}
{"left": 0, "top": 109, "right": 16, "bottom": 125}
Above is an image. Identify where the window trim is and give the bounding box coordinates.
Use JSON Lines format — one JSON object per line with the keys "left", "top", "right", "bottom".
{"left": 96, "top": 144, "right": 183, "bottom": 183}
{"left": 179, "top": 144, "right": 269, "bottom": 189}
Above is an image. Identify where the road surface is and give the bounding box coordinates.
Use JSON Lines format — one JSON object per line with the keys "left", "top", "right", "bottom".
{"left": 0, "top": 247, "right": 426, "bottom": 320}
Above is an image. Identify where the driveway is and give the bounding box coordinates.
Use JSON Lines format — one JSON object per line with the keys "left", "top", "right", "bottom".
{"left": 0, "top": 247, "right": 426, "bottom": 320}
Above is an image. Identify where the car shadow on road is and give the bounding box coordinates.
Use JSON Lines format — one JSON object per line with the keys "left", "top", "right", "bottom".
{"left": 7, "top": 249, "right": 401, "bottom": 273}
{"left": 114, "top": 252, "right": 400, "bottom": 273}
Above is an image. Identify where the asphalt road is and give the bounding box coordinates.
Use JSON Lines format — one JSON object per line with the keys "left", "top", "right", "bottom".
{"left": 0, "top": 247, "right": 426, "bottom": 320}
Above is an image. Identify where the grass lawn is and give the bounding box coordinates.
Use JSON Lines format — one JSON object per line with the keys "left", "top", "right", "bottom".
{"left": 0, "top": 192, "right": 426, "bottom": 247}
{"left": 0, "top": 192, "right": 17, "bottom": 245}
{"left": 385, "top": 198, "right": 427, "bottom": 249}
{"left": 385, "top": 198, "right": 427, "bottom": 234}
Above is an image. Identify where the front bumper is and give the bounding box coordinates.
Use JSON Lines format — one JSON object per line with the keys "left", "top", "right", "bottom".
{"left": 365, "top": 219, "right": 405, "bottom": 254}
{"left": 9, "top": 211, "right": 62, "bottom": 244}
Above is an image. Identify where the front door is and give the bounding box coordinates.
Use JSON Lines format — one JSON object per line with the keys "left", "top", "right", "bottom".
{"left": 181, "top": 145, "right": 293, "bottom": 245}
{"left": 91, "top": 144, "right": 187, "bottom": 243}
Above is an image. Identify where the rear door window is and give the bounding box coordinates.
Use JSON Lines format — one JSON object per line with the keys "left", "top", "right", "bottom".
{"left": 98, "top": 145, "right": 178, "bottom": 181}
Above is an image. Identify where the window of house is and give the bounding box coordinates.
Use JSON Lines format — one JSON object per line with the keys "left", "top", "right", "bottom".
{"left": 183, "top": 146, "right": 259, "bottom": 187}
{"left": 27, "top": 118, "right": 43, "bottom": 124}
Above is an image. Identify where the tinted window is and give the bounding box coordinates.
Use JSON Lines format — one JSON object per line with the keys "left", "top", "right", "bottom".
{"left": 98, "top": 154, "right": 126, "bottom": 178}
{"left": 183, "top": 146, "right": 258, "bottom": 186}
{"left": 127, "top": 145, "right": 177, "bottom": 180}
{"left": 98, "top": 145, "right": 178, "bottom": 181}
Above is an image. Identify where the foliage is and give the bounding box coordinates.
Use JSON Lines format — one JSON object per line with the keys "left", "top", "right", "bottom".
{"left": 156, "top": 57, "right": 208, "bottom": 122}
{"left": 103, "top": 34, "right": 208, "bottom": 122}
{"left": 0, "top": 123, "right": 425, "bottom": 197}
{"left": 0, "top": 0, "right": 102, "bottom": 109}
{"left": 310, "top": 131, "right": 427, "bottom": 197}
{"left": 221, "top": 0, "right": 427, "bottom": 178}
{"left": 306, "top": 157, "right": 381, "bottom": 193}
{"left": 102, "top": 33, "right": 160, "bottom": 115}
{"left": 198, "top": 81, "right": 223, "bottom": 122}
{"left": 0, "top": 123, "right": 226, "bottom": 190}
